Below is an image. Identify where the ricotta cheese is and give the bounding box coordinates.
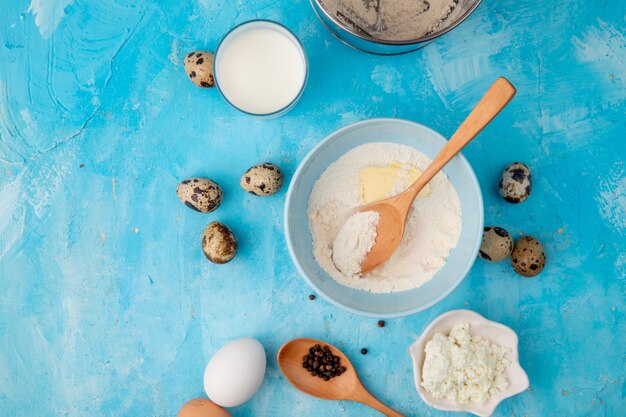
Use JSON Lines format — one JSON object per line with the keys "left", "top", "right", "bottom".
{"left": 421, "top": 322, "right": 510, "bottom": 405}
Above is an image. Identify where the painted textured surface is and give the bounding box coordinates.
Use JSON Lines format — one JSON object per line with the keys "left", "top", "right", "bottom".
{"left": 0, "top": 0, "right": 624, "bottom": 415}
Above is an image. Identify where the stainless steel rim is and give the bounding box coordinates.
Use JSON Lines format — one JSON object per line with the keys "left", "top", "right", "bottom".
{"left": 310, "top": 0, "right": 428, "bottom": 55}
{"left": 310, "top": 0, "right": 482, "bottom": 46}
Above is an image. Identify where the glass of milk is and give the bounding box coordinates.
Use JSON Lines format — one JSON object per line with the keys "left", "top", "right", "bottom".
{"left": 214, "top": 20, "right": 308, "bottom": 118}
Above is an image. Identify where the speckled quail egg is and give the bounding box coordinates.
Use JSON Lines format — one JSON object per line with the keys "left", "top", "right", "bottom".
{"left": 184, "top": 51, "right": 215, "bottom": 88}
{"left": 176, "top": 178, "right": 223, "bottom": 213}
{"left": 240, "top": 163, "right": 283, "bottom": 196}
{"left": 499, "top": 162, "right": 532, "bottom": 203}
{"left": 202, "top": 222, "right": 237, "bottom": 264}
{"left": 479, "top": 226, "right": 514, "bottom": 262}
{"left": 511, "top": 236, "right": 546, "bottom": 277}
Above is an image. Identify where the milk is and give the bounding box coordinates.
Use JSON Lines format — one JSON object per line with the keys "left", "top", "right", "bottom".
{"left": 215, "top": 21, "right": 307, "bottom": 116}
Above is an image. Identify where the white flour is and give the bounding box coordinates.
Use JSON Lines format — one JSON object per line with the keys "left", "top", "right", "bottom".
{"left": 308, "top": 142, "right": 462, "bottom": 293}
{"left": 320, "top": 0, "right": 464, "bottom": 41}
{"left": 332, "top": 210, "right": 379, "bottom": 276}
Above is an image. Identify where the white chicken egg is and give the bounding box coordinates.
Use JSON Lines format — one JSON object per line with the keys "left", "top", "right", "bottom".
{"left": 203, "top": 338, "right": 266, "bottom": 407}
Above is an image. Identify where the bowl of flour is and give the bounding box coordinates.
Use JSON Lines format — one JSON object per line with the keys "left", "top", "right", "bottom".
{"left": 284, "top": 118, "right": 483, "bottom": 317}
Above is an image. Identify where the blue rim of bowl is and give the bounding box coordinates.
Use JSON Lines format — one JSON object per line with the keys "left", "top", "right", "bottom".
{"left": 213, "top": 19, "right": 309, "bottom": 117}
{"left": 284, "top": 118, "right": 484, "bottom": 318}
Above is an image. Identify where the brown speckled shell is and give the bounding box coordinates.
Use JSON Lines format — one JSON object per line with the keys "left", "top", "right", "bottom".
{"left": 479, "top": 226, "right": 514, "bottom": 262}
{"left": 240, "top": 163, "right": 283, "bottom": 196}
{"left": 499, "top": 162, "right": 532, "bottom": 203}
{"left": 176, "top": 178, "right": 222, "bottom": 213}
{"left": 202, "top": 222, "right": 237, "bottom": 264}
{"left": 178, "top": 398, "right": 231, "bottom": 417}
{"left": 511, "top": 236, "right": 546, "bottom": 277}
{"left": 183, "top": 51, "right": 215, "bottom": 88}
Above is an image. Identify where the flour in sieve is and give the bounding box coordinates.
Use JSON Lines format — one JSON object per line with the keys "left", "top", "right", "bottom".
{"left": 320, "top": 0, "right": 463, "bottom": 41}
{"left": 307, "top": 142, "right": 462, "bottom": 293}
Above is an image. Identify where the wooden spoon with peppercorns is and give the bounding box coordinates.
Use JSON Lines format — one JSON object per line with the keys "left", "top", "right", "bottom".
{"left": 278, "top": 338, "right": 406, "bottom": 417}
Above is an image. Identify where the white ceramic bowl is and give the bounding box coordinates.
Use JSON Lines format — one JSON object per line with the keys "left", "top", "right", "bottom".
{"left": 409, "top": 309, "right": 529, "bottom": 417}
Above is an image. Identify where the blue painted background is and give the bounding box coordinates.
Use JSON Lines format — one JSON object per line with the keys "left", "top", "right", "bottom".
{"left": 1, "top": 0, "right": 624, "bottom": 416}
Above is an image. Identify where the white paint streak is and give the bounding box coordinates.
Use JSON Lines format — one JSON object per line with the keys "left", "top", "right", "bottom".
{"left": 19, "top": 108, "right": 39, "bottom": 143}
{"left": 512, "top": 106, "right": 609, "bottom": 150}
{"left": 144, "top": 68, "right": 174, "bottom": 118}
{"left": 422, "top": 50, "right": 493, "bottom": 98}
{"left": 26, "top": 157, "right": 71, "bottom": 218}
{"left": 28, "top": 0, "right": 74, "bottom": 38}
{"left": 297, "top": 19, "right": 318, "bottom": 40}
{"left": 0, "top": 174, "right": 25, "bottom": 260}
{"left": 420, "top": 5, "right": 512, "bottom": 105}
{"left": 339, "top": 111, "right": 361, "bottom": 124}
{"left": 168, "top": 39, "right": 180, "bottom": 66}
{"left": 616, "top": 252, "right": 626, "bottom": 280}
{"left": 507, "top": 19, "right": 626, "bottom": 152}
{"left": 573, "top": 19, "right": 626, "bottom": 67}
{"left": 371, "top": 64, "right": 405, "bottom": 95}
{"left": 572, "top": 19, "right": 626, "bottom": 103}
{"left": 596, "top": 166, "right": 626, "bottom": 235}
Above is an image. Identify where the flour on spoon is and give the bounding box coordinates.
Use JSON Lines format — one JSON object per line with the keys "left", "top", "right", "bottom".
{"left": 332, "top": 210, "right": 380, "bottom": 277}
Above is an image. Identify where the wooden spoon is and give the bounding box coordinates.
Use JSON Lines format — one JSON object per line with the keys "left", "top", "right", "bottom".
{"left": 359, "top": 77, "right": 517, "bottom": 275}
{"left": 278, "top": 338, "right": 406, "bottom": 417}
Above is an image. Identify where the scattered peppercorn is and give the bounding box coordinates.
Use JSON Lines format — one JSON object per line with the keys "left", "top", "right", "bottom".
{"left": 308, "top": 294, "right": 316, "bottom": 300}
{"left": 302, "top": 344, "right": 347, "bottom": 381}
{"left": 377, "top": 320, "right": 385, "bottom": 328}
{"left": 361, "top": 348, "right": 368, "bottom": 355}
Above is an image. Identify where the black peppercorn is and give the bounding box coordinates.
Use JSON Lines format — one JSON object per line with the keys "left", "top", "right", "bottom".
{"left": 309, "top": 294, "right": 316, "bottom": 300}
{"left": 361, "top": 348, "right": 368, "bottom": 355}
{"left": 377, "top": 320, "right": 385, "bottom": 328}
{"left": 303, "top": 344, "right": 348, "bottom": 381}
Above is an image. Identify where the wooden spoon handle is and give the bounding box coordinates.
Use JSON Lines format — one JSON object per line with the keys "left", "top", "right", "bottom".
{"left": 352, "top": 389, "right": 406, "bottom": 417}
{"left": 406, "top": 77, "right": 516, "bottom": 199}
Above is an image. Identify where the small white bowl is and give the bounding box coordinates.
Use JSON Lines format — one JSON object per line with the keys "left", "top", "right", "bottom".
{"left": 409, "top": 310, "right": 529, "bottom": 417}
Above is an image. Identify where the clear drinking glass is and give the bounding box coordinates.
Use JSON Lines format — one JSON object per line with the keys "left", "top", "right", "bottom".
{"left": 213, "top": 20, "right": 309, "bottom": 118}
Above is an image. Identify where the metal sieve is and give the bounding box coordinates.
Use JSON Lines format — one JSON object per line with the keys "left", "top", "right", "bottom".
{"left": 311, "top": 0, "right": 481, "bottom": 55}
